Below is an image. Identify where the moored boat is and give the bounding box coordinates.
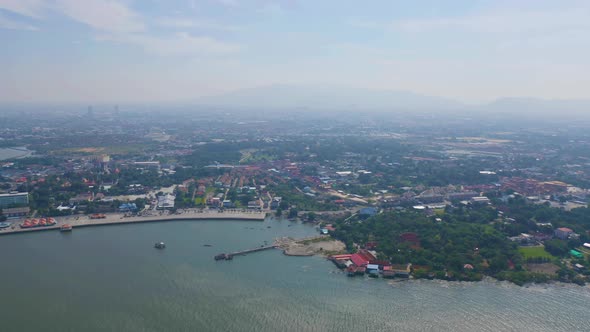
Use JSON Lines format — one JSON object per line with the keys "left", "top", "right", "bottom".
{"left": 20, "top": 220, "right": 33, "bottom": 228}
{"left": 0, "top": 222, "right": 11, "bottom": 229}
{"left": 20, "top": 217, "right": 57, "bottom": 228}
{"left": 60, "top": 224, "right": 72, "bottom": 232}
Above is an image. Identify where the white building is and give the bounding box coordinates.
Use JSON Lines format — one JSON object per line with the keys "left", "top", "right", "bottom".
{"left": 157, "top": 194, "right": 175, "bottom": 209}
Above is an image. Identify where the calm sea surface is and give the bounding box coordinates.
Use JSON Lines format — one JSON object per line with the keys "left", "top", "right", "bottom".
{"left": 0, "top": 218, "right": 589, "bottom": 332}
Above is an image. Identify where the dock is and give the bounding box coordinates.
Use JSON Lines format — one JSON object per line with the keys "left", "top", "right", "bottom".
{"left": 0, "top": 210, "right": 267, "bottom": 236}
{"left": 215, "top": 245, "right": 276, "bottom": 261}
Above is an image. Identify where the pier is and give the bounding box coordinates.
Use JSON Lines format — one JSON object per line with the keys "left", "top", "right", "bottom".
{"left": 215, "top": 245, "right": 276, "bottom": 260}
{"left": 0, "top": 210, "right": 267, "bottom": 236}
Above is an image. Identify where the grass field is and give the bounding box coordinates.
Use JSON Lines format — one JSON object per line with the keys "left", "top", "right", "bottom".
{"left": 518, "top": 246, "right": 555, "bottom": 259}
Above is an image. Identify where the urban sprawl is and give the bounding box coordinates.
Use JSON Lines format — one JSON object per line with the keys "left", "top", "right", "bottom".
{"left": 1, "top": 107, "right": 590, "bottom": 286}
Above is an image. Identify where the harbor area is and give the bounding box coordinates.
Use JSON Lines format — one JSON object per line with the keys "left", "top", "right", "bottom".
{"left": 0, "top": 209, "right": 266, "bottom": 235}
{"left": 213, "top": 236, "right": 346, "bottom": 261}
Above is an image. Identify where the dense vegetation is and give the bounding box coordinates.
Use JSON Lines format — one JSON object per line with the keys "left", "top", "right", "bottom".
{"left": 331, "top": 204, "right": 590, "bottom": 285}
{"left": 332, "top": 210, "right": 521, "bottom": 282}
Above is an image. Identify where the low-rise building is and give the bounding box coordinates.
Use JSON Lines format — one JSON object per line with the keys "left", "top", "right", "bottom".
{"left": 554, "top": 227, "right": 574, "bottom": 240}
{"left": 1, "top": 206, "right": 30, "bottom": 218}
{"left": 470, "top": 196, "right": 490, "bottom": 205}
{"left": 157, "top": 194, "right": 175, "bottom": 209}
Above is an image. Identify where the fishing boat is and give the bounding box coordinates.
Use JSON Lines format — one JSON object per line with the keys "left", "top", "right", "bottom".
{"left": 154, "top": 242, "right": 166, "bottom": 249}
{"left": 20, "top": 219, "right": 33, "bottom": 228}
{"left": 60, "top": 224, "right": 72, "bottom": 232}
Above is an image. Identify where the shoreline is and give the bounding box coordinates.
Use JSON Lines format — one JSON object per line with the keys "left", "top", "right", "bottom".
{"left": 0, "top": 210, "right": 266, "bottom": 236}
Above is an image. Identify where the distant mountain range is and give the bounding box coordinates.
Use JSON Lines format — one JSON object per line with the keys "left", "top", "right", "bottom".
{"left": 196, "top": 84, "right": 462, "bottom": 111}
{"left": 484, "top": 97, "right": 590, "bottom": 114}
{"left": 196, "top": 84, "right": 590, "bottom": 114}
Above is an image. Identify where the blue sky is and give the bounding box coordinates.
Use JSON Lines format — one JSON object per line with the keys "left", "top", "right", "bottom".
{"left": 0, "top": 0, "right": 588, "bottom": 103}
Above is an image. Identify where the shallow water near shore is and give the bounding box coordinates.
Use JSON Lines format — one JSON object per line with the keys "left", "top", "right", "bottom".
{"left": 0, "top": 218, "right": 589, "bottom": 332}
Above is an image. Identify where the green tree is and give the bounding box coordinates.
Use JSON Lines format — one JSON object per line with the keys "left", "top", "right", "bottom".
{"left": 288, "top": 208, "right": 298, "bottom": 219}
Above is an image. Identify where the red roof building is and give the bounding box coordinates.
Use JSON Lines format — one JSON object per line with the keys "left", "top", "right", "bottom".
{"left": 350, "top": 253, "right": 369, "bottom": 267}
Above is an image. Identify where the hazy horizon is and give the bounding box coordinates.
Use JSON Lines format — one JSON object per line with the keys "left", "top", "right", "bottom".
{"left": 1, "top": 0, "right": 589, "bottom": 104}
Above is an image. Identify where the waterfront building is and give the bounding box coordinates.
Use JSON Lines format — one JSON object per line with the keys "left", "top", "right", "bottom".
{"left": 0, "top": 192, "right": 29, "bottom": 208}
{"left": 119, "top": 203, "right": 138, "bottom": 212}
{"left": 157, "top": 194, "right": 175, "bottom": 209}
{"left": 1, "top": 206, "right": 30, "bottom": 218}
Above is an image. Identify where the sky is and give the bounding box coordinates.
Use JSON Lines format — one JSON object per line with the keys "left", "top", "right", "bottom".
{"left": 0, "top": 0, "right": 589, "bottom": 103}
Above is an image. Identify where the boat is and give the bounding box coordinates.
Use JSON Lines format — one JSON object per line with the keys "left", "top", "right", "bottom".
{"left": 60, "top": 224, "right": 72, "bottom": 232}
{"left": 154, "top": 242, "right": 166, "bottom": 249}
{"left": 20, "top": 220, "right": 33, "bottom": 228}
{"left": 203, "top": 244, "right": 213, "bottom": 247}
{"left": 214, "top": 253, "right": 228, "bottom": 260}
{"left": 19, "top": 217, "right": 58, "bottom": 229}
{"left": 0, "top": 222, "right": 11, "bottom": 229}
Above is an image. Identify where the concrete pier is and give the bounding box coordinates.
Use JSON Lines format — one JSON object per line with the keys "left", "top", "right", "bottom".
{"left": 0, "top": 210, "right": 266, "bottom": 236}
{"left": 215, "top": 245, "right": 277, "bottom": 260}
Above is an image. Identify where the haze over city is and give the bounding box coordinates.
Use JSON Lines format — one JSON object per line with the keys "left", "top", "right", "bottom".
{"left": 1, "top": 0, "right": 589, "bottom": 104}
{"left": 4, "top": 2, "right": 590, "bottom": 332}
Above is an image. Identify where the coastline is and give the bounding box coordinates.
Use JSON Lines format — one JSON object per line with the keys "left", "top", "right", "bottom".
{"left": 0, "top": 210, "right": 266, "bottom": 236}
{"left": 398, "top": 276, "right": 590, "bottom": 289}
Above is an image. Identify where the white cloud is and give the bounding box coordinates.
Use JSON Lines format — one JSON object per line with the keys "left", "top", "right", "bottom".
{"left": 392, "top": 9, "right": 590, "bottom": 34}
{"left": 0, "top": 0, "right": 45, "bottom": 18}
{"left": 0, "top": 0, "right": 242, "bottom": 57}
{"left": 0, "top": 0, "right": 144, "bottom": 33}
{"left": 54, "top": 0, "right": 144, "bottom": 33}
{"left": 0, "top": 12, "right": 37, "bottom": 30}
{"left": 156, "top": 17, "right": 241, "bottom": 31}
{"left": 257, "top": 3, "right": 284, "bottom": 17}
{"left": 216, "top": 0, "right": 238, "bottom": 7}
{"left": 98, "top": 32, "right": 241, "bottom": 56}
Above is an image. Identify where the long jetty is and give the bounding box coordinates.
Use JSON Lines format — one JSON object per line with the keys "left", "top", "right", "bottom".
{"left": 0, "top": 210, "right": 267, "bottom": 236}
{"left": 215, "top": 245, "right": 276, "bottom": 261}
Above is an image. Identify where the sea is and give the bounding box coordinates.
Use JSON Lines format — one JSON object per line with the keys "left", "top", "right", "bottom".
{"left": 0, "top": 218, "right": 589, "bottom": 332}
